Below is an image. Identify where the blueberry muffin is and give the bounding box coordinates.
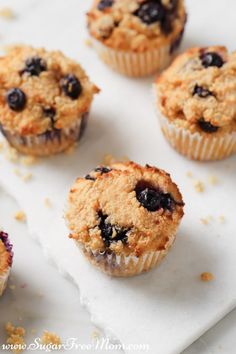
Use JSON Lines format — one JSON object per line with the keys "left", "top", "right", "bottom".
{"left": 0, "top": 45, "right": 99, "bottom": 156}
{"left": 87, "top": 0, "right": 187, "bottom": 77}
{"left": 154, "top": 46, "right": 236, "bottom": 160}
{"left": 0, "top": 231, "right": 13, "bottom": 295}
{"left": 66, "top": 162, "right": 184, "bottom": 277}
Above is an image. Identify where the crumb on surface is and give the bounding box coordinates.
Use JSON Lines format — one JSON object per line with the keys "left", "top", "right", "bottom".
{"left": 44, "top": 198, "right": 52, "bottom": 208}
{"left": 200, "top": 218, "right": 209, "bottom": 225}
{"left": 194, "top": 180, "right": 205, "bottom": 193}
{"left": 186, "top": 171, "right": 193, "bottom": 178}
{"left": 14, "top": 211, "right": 26, "bottom": 222}
{"left": 91, "top": 330, "right": 101, "bottom": 340}
{"left": 13, "top": 168, "right": 32, "bottom": 182}
{"left": 200, "top": 272, "right": 214, "bottom": 282}
{"left": 20, "top": 155, "right": 37, "bottom": 166}
{"left": 22, "top": 172, "right": 32, "bottom": 182}
{"left": 219, "top": 215, "right": 225, "bottom": 223}
{"left": 102, "top": 154, "right": 130, "bottom": 166}
{"left": 5, "top": 145, "right": 19, "bottom": 163}
{"left": 0, "top": 7, "right": 15, "bottom": 20}
{"left": 5, "top": 322, "right": 26, "bottom": 354}
{"left": 84, "top": 38, "right": 93, "bottom": 47}
{"left": 40, "top": 331, "right": 62, "bottom": 347}
{"left": 13, "top": 168, "right": 21, "bottom": 177}
{"left": 9, "top": 284, "right": 16, "bottom": 290}
{"left": 208, "top": 175, "right": 219, "bottom": 185}
{"left": 200, "top": 215, "right": 213, "bottom": 225}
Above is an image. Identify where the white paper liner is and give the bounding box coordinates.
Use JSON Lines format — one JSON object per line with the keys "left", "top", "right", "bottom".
{"left": 76, "top": 234, "right": 176, "bottom": 277}
{"left": 0, "top": 112, "right": 89, "bottom": 157}
{"left": 92, "top": 38, "right": 172, "bottom": 77}
{"left": 153, "top": 87, "right": 236, "bottom": 161}
{"left": 158, "top": 112, "right": 236, "bottom": 161}
{"left": 0, "top": 268, "right": 10, "bottom": 296}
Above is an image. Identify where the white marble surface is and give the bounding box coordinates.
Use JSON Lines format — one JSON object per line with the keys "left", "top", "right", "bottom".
{"left": 0, "top": 0, "right": 236, "bottom": 353}
{"left": 0, "top": 188, "right": 120, "bottom": 354}
{"left": 0, "top": 189, "right": 236, "bottom": 354}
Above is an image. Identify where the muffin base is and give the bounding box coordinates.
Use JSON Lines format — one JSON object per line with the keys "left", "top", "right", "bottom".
{"left": 158, "top": 113, "right": 236, "bottom": 161}
{"left": 0, "top": 269, "right": 10, "bottom": 296}
{"left": 77, "top": 235, "right": 175, "bottom": 277}
{"left": 92, "top": 39, "right": 173, "bottom": 77}
{"left": 91, "top": 19, "right": 186, "bottom": 77}
{"left": 0, "top": 112, "right": 89, "bottom": 157}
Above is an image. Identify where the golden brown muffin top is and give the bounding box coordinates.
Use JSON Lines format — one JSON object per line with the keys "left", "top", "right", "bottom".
{"left": 87, "top": 0, "right": 186, "bottom": 52}
{"left": 155, "top": 46, "right": 236, "bottom": 134}
{"left": 0, "top": 45, "right": 99, "bottom": 136}
{"left": 66, "top": 161, "right": 184, "bottom": 256}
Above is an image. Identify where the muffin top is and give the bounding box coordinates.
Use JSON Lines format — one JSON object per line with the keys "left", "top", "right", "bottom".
{"left": 156, "top": 46, "right": 236, "bottom": 134}
{"left": 66, "top": 162, "right": 184, "bottom": 257}
{"left": 0, "top": 231, "right": 13, "bottom": 275}
{"left": 0, "top": 45, "right": 99, "bottom": 136}
{"left": 87, "top": 0, "right": 186, "bottom": 52}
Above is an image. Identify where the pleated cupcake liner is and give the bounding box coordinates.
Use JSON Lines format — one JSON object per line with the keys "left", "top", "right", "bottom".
{"left": 153, "top": 85, "right": 236, "bottom": 161}
{"left": 0, "top": 112, "right": 89, "bottom": 157}
{"left": 158, "top": 111, "right": 236, "bottom": 161}
{"left": 76, "top": 234, "right": 175, "bottom": 277}
{"left": 92, "top": 39, "right": 172, "bottom": 77}
{"left": 0, "top": 269, "right": 10, "bottom": 296}
{"left": 90, "top": 19, "right": 186, "bottom": 77}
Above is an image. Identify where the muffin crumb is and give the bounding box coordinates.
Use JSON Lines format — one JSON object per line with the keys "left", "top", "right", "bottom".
{"left": 194, "top": 181, "right": 205, "bottom": 193}
{"left": 21, "top": 156, "right": 37, "bottom": 166}
{"left": 40, "top": 331, "right": 62, "bottom": 347}
{"left": 44, "top": 198, "right": 52, "bottom": 208}
{"left": 208, "top": 175, "right": 219, "bottom": 185}
{"left": 84, "top": 39, "right": 93, "bottom": 47}
{"left": 5, "top": 145, "right": 19, "bottom": 163}
{"left": 200, "top": 215, "right": 213, "bottom": 225}
{"left": 91, "top": 330, "right": 101, "bottom": 340}
{"left": 186, "top": 171, "right": 193, "bottom": 178}
{"left": 5, "top": 322, "right": 26, "bottom": 354}
{"left": 22, "top": 172, "right": 33, "bottom": 182}
{"left": 13, "top": 168, "right": 21, "bottom": 177}
{"left": 102, "top": 154, "right": 130, "bottom": 166}
{"left": 0, "top": 7, "right": 15, "bottom": 20}
{"left": 200, "top": 272, "right": 214, "bottom": 282}
{"left": 219, "top": 215, "right": 225, "bottom": 223}
{"left": 14, "top": 211, "right": 26, "bottom": 222}
{"left": 200, "top": 218, "right": 209, "bottom": 226}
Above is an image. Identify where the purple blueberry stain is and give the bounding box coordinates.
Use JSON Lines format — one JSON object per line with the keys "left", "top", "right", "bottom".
{"left": 0, "top": 231, "right": 13, "bottom": 266}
